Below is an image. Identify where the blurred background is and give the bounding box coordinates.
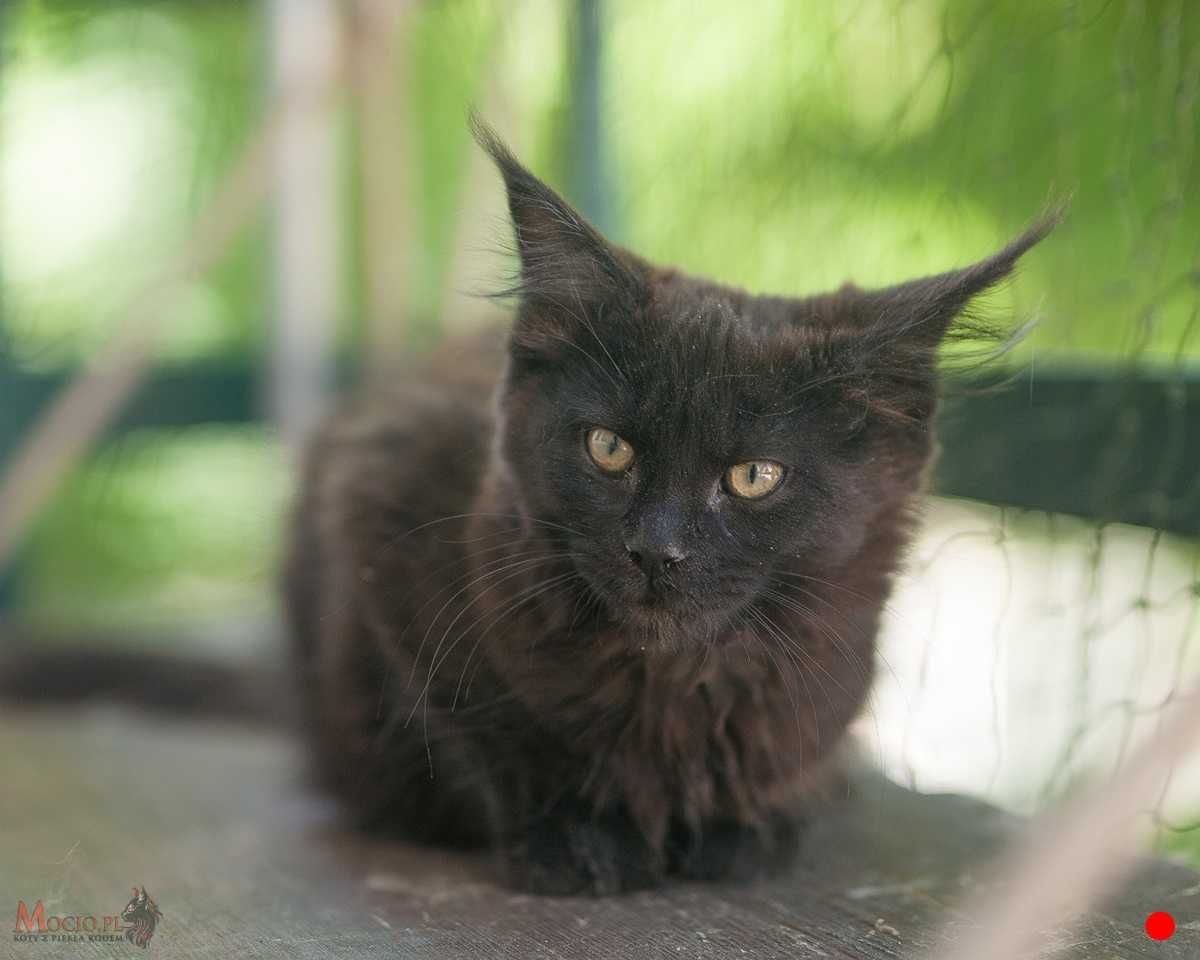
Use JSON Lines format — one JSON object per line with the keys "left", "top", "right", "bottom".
{"left": 1, "top": 0, "right": 1197, "bottom": 864}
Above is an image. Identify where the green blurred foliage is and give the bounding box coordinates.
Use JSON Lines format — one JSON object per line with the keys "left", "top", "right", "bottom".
{"left": 20, "top": 426, "right": 287, "bottom": 628}
{"left": 1161, "top": 821, "right": 1200, "bottom": 865}
{"left": 602, "top": 0, "right": 1199, "bottom": 363}
{"left": 2, "top": 0, "right": 265, "bottom": 366}
{"left": 1, "top": 0, "right": 1198, "bottom": 631}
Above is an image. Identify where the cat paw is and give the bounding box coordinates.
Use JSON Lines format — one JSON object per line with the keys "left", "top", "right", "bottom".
{"left": 671, "top": 817, "right": 804, "bottom": 884}
{"left": 505, "top": 817, "right": 661, "bottom": 895}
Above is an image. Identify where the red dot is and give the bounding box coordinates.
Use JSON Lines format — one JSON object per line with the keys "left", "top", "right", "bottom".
{"left": 1145, "top": 911, "right": 1176, "bottom": 941}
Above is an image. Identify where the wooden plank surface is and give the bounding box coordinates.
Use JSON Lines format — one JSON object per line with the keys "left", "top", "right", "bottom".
{"left": 2, "top": 707, "right": 1198, "bottom": 959}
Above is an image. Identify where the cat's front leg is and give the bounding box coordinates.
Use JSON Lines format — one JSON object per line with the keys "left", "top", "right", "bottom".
{"left": 503, "top": 807, "right": 662, "bottom": 896}
{"left": 669, "top": 815, "right": 804, "bottom": 884}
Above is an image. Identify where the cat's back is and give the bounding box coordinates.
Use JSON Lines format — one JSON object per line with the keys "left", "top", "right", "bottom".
{"left": 287, "top": 331, "right": 505, "bottom": 658}
{"left": 310, "top": 331, "right": 500, "bottom": 511}
{"left": 284, "top": 330, "right": 508, "bottom": 831}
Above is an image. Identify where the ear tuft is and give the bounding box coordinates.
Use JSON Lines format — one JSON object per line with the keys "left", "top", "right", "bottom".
{"left": 799, "top": 205, "right": 1063, "bottom": 430}
{"left": 928, "top": 204, "right": 1064, "bottom": 323}
{"left": 854, "top": 204, "right": 1065, "bottom": 349}
{"left": 469, "top": 111, "right": 638, "bottom": 310}
{"left": 469, "top": 111, "right": 565, "bottom": 243}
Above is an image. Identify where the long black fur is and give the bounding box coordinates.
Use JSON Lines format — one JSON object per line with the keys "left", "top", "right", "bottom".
{"left": 285, "top": 118, "right": 1057, "bottom": 894}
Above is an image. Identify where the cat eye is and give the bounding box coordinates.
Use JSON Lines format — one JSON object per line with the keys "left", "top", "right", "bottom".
{"left": 586, "top": 427, "right": 634, "bottom": 473}
{"left": 724, "top": 460, "right": 784, "bottom": 500}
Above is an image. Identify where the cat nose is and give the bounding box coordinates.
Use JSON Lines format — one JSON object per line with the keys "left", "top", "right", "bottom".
{"left": 624, "top": 537, "right": 686, "bottom": 579}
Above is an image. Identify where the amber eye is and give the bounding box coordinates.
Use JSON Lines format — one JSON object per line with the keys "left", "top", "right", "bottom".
{"left": 585, "top": 427, "right": 634, "bottom": 473}
{"left": 724, "top": 460, "right": 784, "bottom": 499}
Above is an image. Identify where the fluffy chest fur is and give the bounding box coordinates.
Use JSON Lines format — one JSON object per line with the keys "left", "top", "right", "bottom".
{"left": 462, "top": 504, "right": 884, "bottom": 852}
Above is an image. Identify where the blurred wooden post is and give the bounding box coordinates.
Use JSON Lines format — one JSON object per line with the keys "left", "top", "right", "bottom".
{"left": 0, "top": 0, "right": 15, "bottom": 612}
{"left": 437, "top": 29, "right": 511, "bottom": 339}
{"left": 352, "top": 0, "right": 412, "bottom": 382}
{"left": 570, "top": 0, "right": 615, "bottom": 237}
{"left": 266, "top": 0, "right": 342, "bottom": 456}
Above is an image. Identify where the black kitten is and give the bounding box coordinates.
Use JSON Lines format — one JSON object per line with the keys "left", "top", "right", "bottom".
{"left": 285, "top": 118, "right": 1055, "bottom": 894}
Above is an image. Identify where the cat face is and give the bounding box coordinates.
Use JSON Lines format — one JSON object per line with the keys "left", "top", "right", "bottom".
{"left": 501, "top": 287, "right": 876, "bottom": 641}
{"left": 474, "top": 117, "right": 1055, "bottom": 645}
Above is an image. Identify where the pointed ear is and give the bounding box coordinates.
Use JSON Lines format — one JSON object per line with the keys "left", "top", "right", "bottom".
{"left": 850, "top": 209, "right": 1062, "bottom": 349}
{"left": 470, "top": 114, "right": 641, "bottom": 355}
{"left": 804, "top": 211, "right": 1061, "bottom": 432}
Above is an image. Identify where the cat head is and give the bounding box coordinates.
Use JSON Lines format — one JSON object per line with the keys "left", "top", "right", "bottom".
{"left": 473, "top": 117, "right": 1056, "bottom": 647}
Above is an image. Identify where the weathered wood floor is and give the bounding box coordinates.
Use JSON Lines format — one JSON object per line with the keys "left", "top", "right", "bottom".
{"left": 3, "top": 707, "right": 1198, "bottom": 959}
